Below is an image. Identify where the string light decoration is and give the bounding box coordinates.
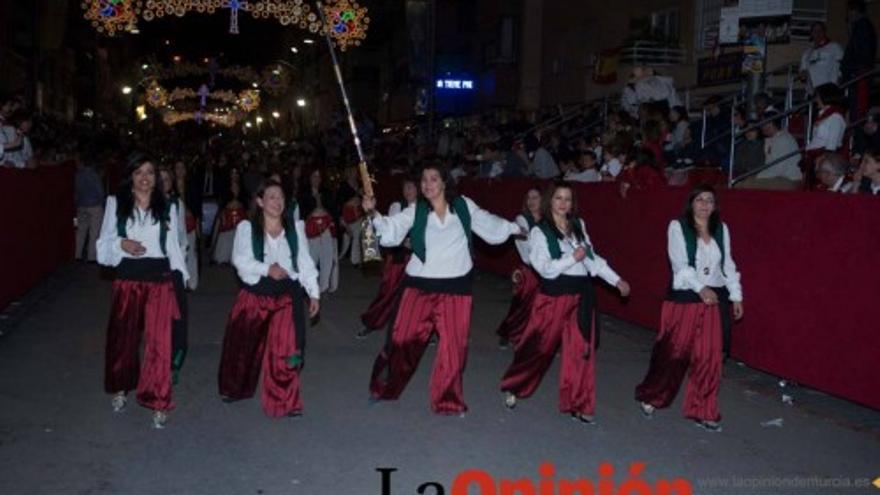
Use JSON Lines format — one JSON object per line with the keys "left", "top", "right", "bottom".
{"left": 81, "top": 0, "right": 142, "bottom": 36}
{"left": 163, "top": 110, "right": 238, "bottom": 127}
{"left": 83, "top": 0, "right": 370, "bottom": 49}
{"left": 144, "top": 62, "right": 260, "bottom": 86}
{"left": 145, "top": 82, "right": 261, "bottom": 112}
{"left": 320, "top": 0, "right": 369, "bottom": 51}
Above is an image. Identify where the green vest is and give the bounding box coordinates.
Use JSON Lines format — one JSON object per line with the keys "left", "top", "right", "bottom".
{"left": 522, "top": 213, "right": 538, "bottom": 230}
{"left": 251, "top": 220, "right": 299, "bottom": 273}
{"left": 410, "top": 197, "right": 471, "bottom": 263}
{"left": 117, "top": 202, "right": 170, "bottom": 256}
{"left": 677, "top": 218, "right": 726, "bottom": 276}
{"left": 539, "top": 219, "right": 594, "bottom": 261}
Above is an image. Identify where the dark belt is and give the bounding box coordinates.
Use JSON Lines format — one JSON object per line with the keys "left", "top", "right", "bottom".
{"left": 242, "top": 277, "right": 309, "bottom": 368}
{"left": 667, "top": 286, "right": 733, "bottom": 356}
{"left": 115, "top": 258, "right": 172, "bottom": 282}
{"left": 402, "top": 270, "right": 473, "bottom": 295}
{"left": 540, "top": 274, "right": 599, "bottom": 351}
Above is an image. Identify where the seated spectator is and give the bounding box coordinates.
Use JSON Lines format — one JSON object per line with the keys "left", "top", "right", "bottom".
{"left": 641, "top": 119, "right": 669, "bottom": 169}
{"left": 733, "top": 119, "right": 764, "bottom": 177}
{"left": 756, "top": 112, "right": 803, "bottom": 184}
{"left": 805, "top": 83, "right": 847, "bottom": 187}
{"left": 565, "top": 151, "right": 601, "bottom": 183}
{"left": 523, "top": 134, "right": 559, "bottom": 179}
{"left": 669, "top": 106, "right": 690, "bottom": 151}
{"left": 0, "top": 110, "right": 34, "bottom": 169}
{"left": 852, "top": 108, "right": 880, "bottom": 158}
{"left": 619, "top": 149, "right": 667, "bottom": 198}
{"left": 853, "top": 149, "right": 880, "bottom": 195}
{"left": 816, "top": 153, "right": 854, "bottom": 193}
{"left": 600, "top": 146, "right": 626, "bottom": 181}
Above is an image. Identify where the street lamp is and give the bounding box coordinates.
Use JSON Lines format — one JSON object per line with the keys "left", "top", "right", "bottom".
{"left": 121, "top": 86, "right": 133, "bottom": 95}
{"left": 296, "top": 99, "right": 307, "bottom": 107}
{"left": 272, "top": 111, "right": 281, "bottom": 119}
{"left": 303, "top": 38, "right": 314, "bottom": 44}
{"left": 290, "top": 46, "right": 299, "bottom": 54}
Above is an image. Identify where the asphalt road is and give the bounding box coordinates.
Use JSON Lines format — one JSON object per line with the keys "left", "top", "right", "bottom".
{"left": 0, "top": 262, "right": 878, "bottom": 495}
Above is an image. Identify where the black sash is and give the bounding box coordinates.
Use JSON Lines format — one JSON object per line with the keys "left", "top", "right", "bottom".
{"left": 402, "top": 271, "right": 474, "bottom": 295}
{"left": 115, "top": 258, "right": 172, "bottom": 282}
{"left": 243, "top": 278, "right": 309, "bottom": 368}
{"left": 540, "top": 275, "right": 599, "bottom": 351}
{"left": 667, "top": 286, "right": 733, "bottom": 356}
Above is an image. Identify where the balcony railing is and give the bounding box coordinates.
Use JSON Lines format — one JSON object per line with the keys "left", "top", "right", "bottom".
{"left": 620, "top": 40, "right": 685, "bottom": 66}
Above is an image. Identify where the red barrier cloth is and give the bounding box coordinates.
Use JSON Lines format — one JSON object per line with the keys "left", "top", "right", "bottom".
{"left": 360, "top": 252, "right": 410, "bottom": 331}
{"left": 104, "top": 278, "right": 179, "bottom": 411}
{"left": 635, "top": 301, "right": 724, "bottom": 422}
{"left": 218, "top": 290, "right": 303, "bottom": 417}
{"left": 0, "top": 164, "right": 75, "bottom": 311}
{"left": 495, "top": 264, "right": 540, "bottom": 347}
{"left": 455, "top": 178, "right": 880, "bottom": 411}
{"left": 369, "top": 287, "right": 472, "bottom": 414}
{"left": 500, "top": 292, "right": 597, "bottom": 415}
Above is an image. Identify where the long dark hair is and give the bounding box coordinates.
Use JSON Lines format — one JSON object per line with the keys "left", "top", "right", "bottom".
{"left": 116, "top": 151, "right": 167, "bottom": 225}
{"left": 521, "top": 186, "right": 542, "bottom": 220}
{"left": 250, "top": 179, "right": 290, "bottom": 235}
{"left": 541, "top": 181, "right": 585, "bottom": 243}
{"left": 683, "top": 183, "right": 721, "bottom": 235}
{"left": 419, "top": 162, "right": 458, "bottom": 209}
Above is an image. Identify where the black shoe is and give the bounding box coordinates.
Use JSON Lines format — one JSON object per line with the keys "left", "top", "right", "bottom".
{"left": 570, "top": 413, "right": 596, "bottom": 425}
{"left": 498, "top": 337, "right": 509, "bottom": 350}
{"left": 355, "top": 328, "right": 371, "bottom": 340}
{"left": 221, "top": 396, "right": 237, "bottom": 403}
{"left": 428, "top": 334, "right": 438, "bottom": 346}
{"left": 695, "top": 420, "right": 722, "bottom": 432}
{"left": 287, "top": 410, "right": 303, "bottom": 419}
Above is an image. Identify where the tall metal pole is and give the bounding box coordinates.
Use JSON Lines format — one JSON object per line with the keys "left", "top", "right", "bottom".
{"left": 315, "top": 1, "right": 381, "bottom": 263}
{"left": 728, "top": 95, "right": 737, "bottom": 188}
{"left": 316, "top": 1, "right": 366, "bottom": 164}
{"left": 426, "top": 0, "right": 437, "bottom": 141}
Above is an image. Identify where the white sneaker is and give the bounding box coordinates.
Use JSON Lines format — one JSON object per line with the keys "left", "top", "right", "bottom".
{"left": 152, "top": 410, "right": 168, "bottom": 429}
{"left": 639, "top": 401, "right": 655, "bottom": 418}
{"left": 503, "top": 391, "right": 517, "bottom": 410}
{"left": 111, "top": 393, "right": 127, "bottom": 413}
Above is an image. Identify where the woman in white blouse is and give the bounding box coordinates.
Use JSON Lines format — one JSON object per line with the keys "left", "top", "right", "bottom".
{"left": 96, "top": 152, "right": 190, "bottom": 429}
{"left": 217, "top": 180, "right": 320, "bottom": 418}
{"left": 635, "top": 184, "right": 743, "bottom": 432}
{"left": 361, "top": 165, "right": 522, "bottom": 415}
{"left": 495, "top": 187, "right": 542, "bottom": 349}
{"left": 357, "top": 176, "right": 418, "bottom": 339}
{"left": 499, "top": 182, "right": 630, "bottom": 425}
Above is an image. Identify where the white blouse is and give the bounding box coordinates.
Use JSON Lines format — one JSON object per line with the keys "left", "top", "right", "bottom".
{"left": 514, "top": 214, "right": 533, "bottom": 265}
{"left": 97, "top": 196, "right": 189, "bottom": 282}
{"left": 807, "top": 113, "right": 846, "bottom": 151}
{"left": 528, "top": 219, "right": 620, "bottom": 286}
{"left": 667, "top": 220, "right": 743, "bottom": 302}
{"left": 372, "top": 196, "right": 520, "bottom": 278}
{"left": 232, "top": 220, "right": 320, "bottom": 300}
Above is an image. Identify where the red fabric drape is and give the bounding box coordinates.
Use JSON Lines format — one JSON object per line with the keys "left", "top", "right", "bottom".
{"left": 0, "top": 164, "right": 75, "bottom": 311}
{"left": 454, "top": 178, "right": 880, "bottom": 411}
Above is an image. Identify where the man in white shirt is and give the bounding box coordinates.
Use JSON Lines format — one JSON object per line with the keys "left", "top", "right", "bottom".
{"left": 524, "top": 134, "right": 559, "bottom": 179}
{"left": 758, "top": 114, "right": 803, "bottom": 182}
{"left": 799, "top": 22, "right": 844, "bottom": 93}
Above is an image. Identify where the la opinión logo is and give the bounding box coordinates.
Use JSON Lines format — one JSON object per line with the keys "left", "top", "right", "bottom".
{"left": 377, "top": 462, "right": 693, "bottom": 494}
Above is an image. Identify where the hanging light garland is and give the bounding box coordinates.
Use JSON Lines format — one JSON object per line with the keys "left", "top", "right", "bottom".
{"left": 163, "top": 110, "right": 239, "bottom": 127}
{"left": 81, "top": 0, "right": 142, "bottom": 36}
{"left": 145, "top": 81, "right": 261, "bottom": 112}
{"left": 82, "top": 0, "right": 370, "bottom": 49}
{"left": 321, "top": 0, "right": 369, "bottom": 51}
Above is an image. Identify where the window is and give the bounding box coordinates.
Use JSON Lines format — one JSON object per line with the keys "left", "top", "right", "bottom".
{"left": 651, "top": 9, "right": 681, "bottom": 45}
{"left": 695, "top": 0, "right": 828, "bottom": 50}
